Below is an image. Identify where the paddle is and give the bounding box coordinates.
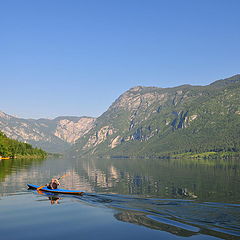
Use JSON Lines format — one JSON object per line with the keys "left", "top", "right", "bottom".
{"left": 36, "top": 173, "right": 68, "bottom": 191}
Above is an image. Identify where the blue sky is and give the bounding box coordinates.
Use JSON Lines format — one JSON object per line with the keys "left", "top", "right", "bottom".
{"left": 0, "top": 0, "right": 239, "bottom": 119}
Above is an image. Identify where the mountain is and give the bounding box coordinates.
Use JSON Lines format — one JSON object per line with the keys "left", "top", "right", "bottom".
{"left": 73, "top": 74, "right": 240, "bottom": 157}
{"left": 0, "top": 112, "right": 95, "bottom": 153}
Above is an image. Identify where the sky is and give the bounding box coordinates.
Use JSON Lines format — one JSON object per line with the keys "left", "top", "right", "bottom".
{"left": 0, "top": 0, "right": 239, "bottom": 119}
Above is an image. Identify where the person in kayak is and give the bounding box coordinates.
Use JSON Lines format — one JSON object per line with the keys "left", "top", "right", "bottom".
{"left": 47, "top": 178, "right": 60, "bottom": 189}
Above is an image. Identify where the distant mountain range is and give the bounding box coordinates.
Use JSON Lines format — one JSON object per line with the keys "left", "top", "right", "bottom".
{"left": 1, "top": 74, "right": 240, "bottom": 157}
{"left": 0, "top": 112, "right": 95, "bottom": 153}
{"left": 72, "top": 74, "right": 240, "bottom": 157}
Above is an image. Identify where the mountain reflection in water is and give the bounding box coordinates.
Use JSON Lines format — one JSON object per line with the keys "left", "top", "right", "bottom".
{"left": 1, "top": 156, "right": 239, "bottom": 203}
{"left": 1, "top": 156, "right": 240, "bottom": 239}
{"left": 71, "top": 157, "right": 240, "bottom": 203}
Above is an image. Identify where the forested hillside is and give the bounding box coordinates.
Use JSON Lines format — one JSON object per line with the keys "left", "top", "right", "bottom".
{"left": 73, "top": 74, "right": 240, "bottom": 158}
{"left": 0, "top": 131, "right": 46, "bottom": 158}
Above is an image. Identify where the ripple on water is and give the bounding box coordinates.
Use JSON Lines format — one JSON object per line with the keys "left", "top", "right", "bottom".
{"left": 75, "top": 193, "right": 240, "bottom": 239}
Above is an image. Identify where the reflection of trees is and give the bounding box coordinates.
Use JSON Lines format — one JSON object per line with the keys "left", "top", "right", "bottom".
{"left": 0, "top": 158, "right": 47, "bottom": 196}
{"left": 0, "top": 157, "right": 45, "bottom": 181}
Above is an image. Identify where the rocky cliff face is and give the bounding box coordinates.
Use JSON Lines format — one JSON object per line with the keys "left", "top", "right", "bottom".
{"left": 54, "top": 117, "right": 95, "bottom": 143}
{"left": 0, "top": 112, "right": 95, "bottom": 153}
{"left": 73, "top": 74, "right": 240, "bottom": 157}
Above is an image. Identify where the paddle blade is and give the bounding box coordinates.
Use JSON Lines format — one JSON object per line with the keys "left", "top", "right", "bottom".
{"left": 37, "top": 185, "right": 45, "bottom": 191}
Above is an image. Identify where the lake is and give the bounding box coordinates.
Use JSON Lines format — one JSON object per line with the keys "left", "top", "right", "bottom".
{"left": 0, "top": 156, "right": 239, "bottom": 240}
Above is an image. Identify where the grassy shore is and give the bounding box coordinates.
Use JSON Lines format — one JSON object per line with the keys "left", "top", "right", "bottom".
{"left": 172, "top": 151, "right": 240, "bottom": 159}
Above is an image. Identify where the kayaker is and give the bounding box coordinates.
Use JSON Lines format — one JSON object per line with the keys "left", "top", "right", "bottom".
{"left": 47, "top": 178, "right": 60, "bottom": 189}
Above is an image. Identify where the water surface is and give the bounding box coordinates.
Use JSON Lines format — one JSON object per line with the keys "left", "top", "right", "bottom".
{"left": 0, "top": 156, "right": 239, "bottom": 239}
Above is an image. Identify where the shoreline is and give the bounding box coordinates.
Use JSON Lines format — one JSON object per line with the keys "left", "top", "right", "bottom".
{"left": 0, "top": 155, "right": 47, "bottom": 160}
{"left": 75, "top": 151, "right": 240, "bottom": 160}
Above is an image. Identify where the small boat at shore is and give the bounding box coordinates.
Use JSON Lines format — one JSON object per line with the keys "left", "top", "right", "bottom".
{"left": 27, "top": 184, "right": 84, "bottom": 195}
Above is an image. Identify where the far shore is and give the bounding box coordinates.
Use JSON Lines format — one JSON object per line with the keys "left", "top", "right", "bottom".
{"left": 0, "top": 155, "right": 47, "bottom": 160}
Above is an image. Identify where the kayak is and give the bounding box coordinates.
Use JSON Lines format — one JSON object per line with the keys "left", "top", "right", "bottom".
{"left": 27, "top": 184, "right": 84, "bottom": 195}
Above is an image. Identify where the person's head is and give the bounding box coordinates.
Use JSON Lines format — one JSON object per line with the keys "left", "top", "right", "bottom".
{"left": 50, "top": 178, "right": 60, "bottom": 185}
{"left": 51, "top": 178, "right": 57, "bottom": 183}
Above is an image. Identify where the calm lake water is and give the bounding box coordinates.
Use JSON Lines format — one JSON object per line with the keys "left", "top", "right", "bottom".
{"left": 0, "top": 156, "right": 239, "bottom": 240}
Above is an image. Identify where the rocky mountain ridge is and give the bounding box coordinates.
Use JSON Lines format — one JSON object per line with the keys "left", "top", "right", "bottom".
{"left": 1, "top": 74, "right": 239, "bottom": 156}
{"left": 0, "top": 112, "right": 95, "bottom": 153}
{"left": 73, "top": 74, "right": 240, "bottom": 157}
